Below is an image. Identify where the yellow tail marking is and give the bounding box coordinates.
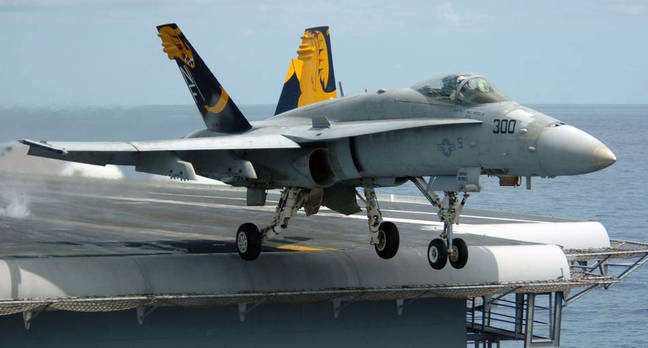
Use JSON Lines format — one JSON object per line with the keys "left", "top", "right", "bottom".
{"left": 276, "top": 244, "right": 335, "bottom": 252}
{"left": 204, "top": 88, "right": 229, "bottom": 114}
{"left": 295, "top": 29, "right": 337, "bottom": 107}
{"left": 283, "top": 59, "right": 304, "bottom": 84}
{"left": 157, "top": 26, "right": 196, "bottom": 69}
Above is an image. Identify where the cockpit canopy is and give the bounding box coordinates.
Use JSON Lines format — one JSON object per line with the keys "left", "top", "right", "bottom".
{"left": 412, "top": 73, "right": 509, "bottom": 105}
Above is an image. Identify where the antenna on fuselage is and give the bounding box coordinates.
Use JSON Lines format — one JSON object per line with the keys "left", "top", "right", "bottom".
{"left": 338, "top": 81, "right": 345, "bottom": 97}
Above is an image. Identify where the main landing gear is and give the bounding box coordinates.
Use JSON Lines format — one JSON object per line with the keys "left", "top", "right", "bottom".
{"left": 355, "top": 187, "right": 400, "bottom": 259}
{"left": 235, "top": 186, "right": 401, "bottom": 262}
{"left": 411, "top": 177, "right": 469, "bottom": 270}
{"left": 236, "top": 187, "right": 307, "bottom": 261}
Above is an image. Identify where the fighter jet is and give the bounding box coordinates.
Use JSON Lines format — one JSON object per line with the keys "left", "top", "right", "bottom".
{"left": 20, "top": 24, "right": 616, "bottom": 270}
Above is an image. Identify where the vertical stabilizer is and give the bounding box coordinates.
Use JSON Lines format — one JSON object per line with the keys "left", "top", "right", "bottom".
{"left": 157, "top": 23, "right": 251, "bottom": 133}
{"left": 274, "top": 26, "right": 337, "bottom": 115}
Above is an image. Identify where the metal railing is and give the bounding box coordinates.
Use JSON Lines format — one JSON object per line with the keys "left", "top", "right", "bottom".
{"left": 467, "top": 239, "right": 648, "bottom": 348}
{"left": 467, "top": 292, "right": 562, "bottom": 348}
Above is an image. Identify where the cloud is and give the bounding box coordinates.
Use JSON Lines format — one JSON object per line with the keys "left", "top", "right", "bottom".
{"left": 59, "top": 163, "right": 124, "bottom": 180}
{"left": 437, "top": 2, "right": 488, "bottom": 27}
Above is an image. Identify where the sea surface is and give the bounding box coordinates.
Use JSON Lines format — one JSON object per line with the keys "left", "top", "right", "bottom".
{"left": 1, "top": 104, "right": 647, "bottom": 347}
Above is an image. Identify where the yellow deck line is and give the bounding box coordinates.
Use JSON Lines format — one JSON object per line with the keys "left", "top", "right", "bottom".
{"left": 275, "top": 244, "right": 335, "bottom": 252}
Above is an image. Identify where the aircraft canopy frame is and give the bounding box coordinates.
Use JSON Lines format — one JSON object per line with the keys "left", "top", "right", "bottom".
{"left": 413, "top": 73, "right": 510, "bottom": 105}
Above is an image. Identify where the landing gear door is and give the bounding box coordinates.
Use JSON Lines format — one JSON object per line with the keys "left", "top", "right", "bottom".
{"left": 429, "top": 167, "right": 481, "bottom": 192}
{"left": 457, "top": 167, "right": 481, "bottom": 192}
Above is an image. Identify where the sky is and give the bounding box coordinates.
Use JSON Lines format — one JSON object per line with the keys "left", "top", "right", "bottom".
{"left": 1, "top": 0, "right": 647, "bottom": 106}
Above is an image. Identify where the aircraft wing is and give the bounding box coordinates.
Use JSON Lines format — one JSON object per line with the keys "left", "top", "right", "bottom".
{"left": 19, "top": 118, "right": 480, "bottom": 180}
{"left": 19, "top": 134, "right": 301, "bottom": 166}
{"left": 282, "top": 118, "right": 482, "bottom": 143}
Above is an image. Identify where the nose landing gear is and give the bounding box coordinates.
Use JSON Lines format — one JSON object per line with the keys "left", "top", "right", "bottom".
{"left": 412, "top": 177, "right": 470, "bottom": 270}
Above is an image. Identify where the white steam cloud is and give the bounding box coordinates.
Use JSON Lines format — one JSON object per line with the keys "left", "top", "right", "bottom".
{"left": 0, "top": 191, "right": 31, "bottom": 218}
{"left": 59, "top": 163, "right": 124, "bottom": 179}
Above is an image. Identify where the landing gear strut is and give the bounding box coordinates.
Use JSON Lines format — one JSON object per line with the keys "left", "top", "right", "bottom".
{"left": 412, "top": 177, "right": 469, "bottom": 270}
{"left": 356, "top": 187, "right": 400, "bottom": 259}
{"left": 236, "top": 187, "right": 308, "bottom": 261}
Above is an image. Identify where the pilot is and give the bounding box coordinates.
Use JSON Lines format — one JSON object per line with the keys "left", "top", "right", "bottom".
{"left": 441, "top": 75, "right": 459, "bottom": 101}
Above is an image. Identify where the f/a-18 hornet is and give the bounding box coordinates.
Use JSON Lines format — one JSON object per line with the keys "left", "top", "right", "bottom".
{"left": 21, "top": 24, "right": 616, "bottom": 270}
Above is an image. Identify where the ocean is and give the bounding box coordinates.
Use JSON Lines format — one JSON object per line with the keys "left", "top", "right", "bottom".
{"left": 1, "top": 104, "right": 646, "bottom": 347}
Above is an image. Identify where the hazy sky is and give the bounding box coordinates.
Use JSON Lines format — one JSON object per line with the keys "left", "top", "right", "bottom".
{"left": 1, "top": 0, "right": 647, "bottom": 106}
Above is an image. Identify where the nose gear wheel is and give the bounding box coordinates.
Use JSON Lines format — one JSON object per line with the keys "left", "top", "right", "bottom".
{"left": 449, "top": 238, "right": 468, "bottom": 269}
{"left": 428, "top": 238, "right": 448, "bottom": 270}
{"left": 412, "top": 177, "right": 470, "bottom": 270}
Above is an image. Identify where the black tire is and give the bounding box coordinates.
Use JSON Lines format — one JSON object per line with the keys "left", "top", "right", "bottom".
{"left": 375, "top": 221, "right": 400, "bottom": 259}
{"left": 427, "top": 238, "right": 448, "bottom": 270}
{"left": 449, "top": 238, "right": 468, "bottom": 269}
{"left": 236, "top": 223, "right": 262, "bottom": 260}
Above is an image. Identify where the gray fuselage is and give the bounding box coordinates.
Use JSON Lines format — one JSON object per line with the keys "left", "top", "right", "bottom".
{"left": 185, "top": 77, "right": 615, "bottom": 189}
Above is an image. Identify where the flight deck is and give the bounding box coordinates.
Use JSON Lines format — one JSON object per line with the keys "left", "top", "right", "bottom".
{"left": 0, "top": 170, "right": 646, "bottom": 347}
{"left": 0, "top": 172, "right": 573, "bottom": 259}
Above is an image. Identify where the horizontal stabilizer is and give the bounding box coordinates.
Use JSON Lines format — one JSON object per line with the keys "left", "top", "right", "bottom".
{"left": 282, "top": 118, "right": 482, "bottom": 143}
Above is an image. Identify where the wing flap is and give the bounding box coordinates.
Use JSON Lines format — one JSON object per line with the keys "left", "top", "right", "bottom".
{"left": 282, "top": 118, "right": 482, "bottom": 143}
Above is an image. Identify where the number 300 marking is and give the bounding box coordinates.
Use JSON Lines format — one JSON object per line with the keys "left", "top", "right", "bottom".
{"left": 493, "top": 119, "right": 516, "bottom": 134}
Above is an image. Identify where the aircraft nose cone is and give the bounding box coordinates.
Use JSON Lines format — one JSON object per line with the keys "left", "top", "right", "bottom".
{"left": 537, "top": 125, "right": 616, "bottom": 176}
{"left": 592, "top": 145, "right": 616, "bottom": 169}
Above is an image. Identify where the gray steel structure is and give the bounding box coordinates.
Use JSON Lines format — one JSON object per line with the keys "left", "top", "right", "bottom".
{"left": 18, "top": 24, "right": 617, "bottom": 270}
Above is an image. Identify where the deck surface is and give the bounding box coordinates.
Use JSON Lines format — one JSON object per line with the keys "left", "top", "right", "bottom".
{"left": 0, "top": 173, "right": 570, "bottom": 259}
